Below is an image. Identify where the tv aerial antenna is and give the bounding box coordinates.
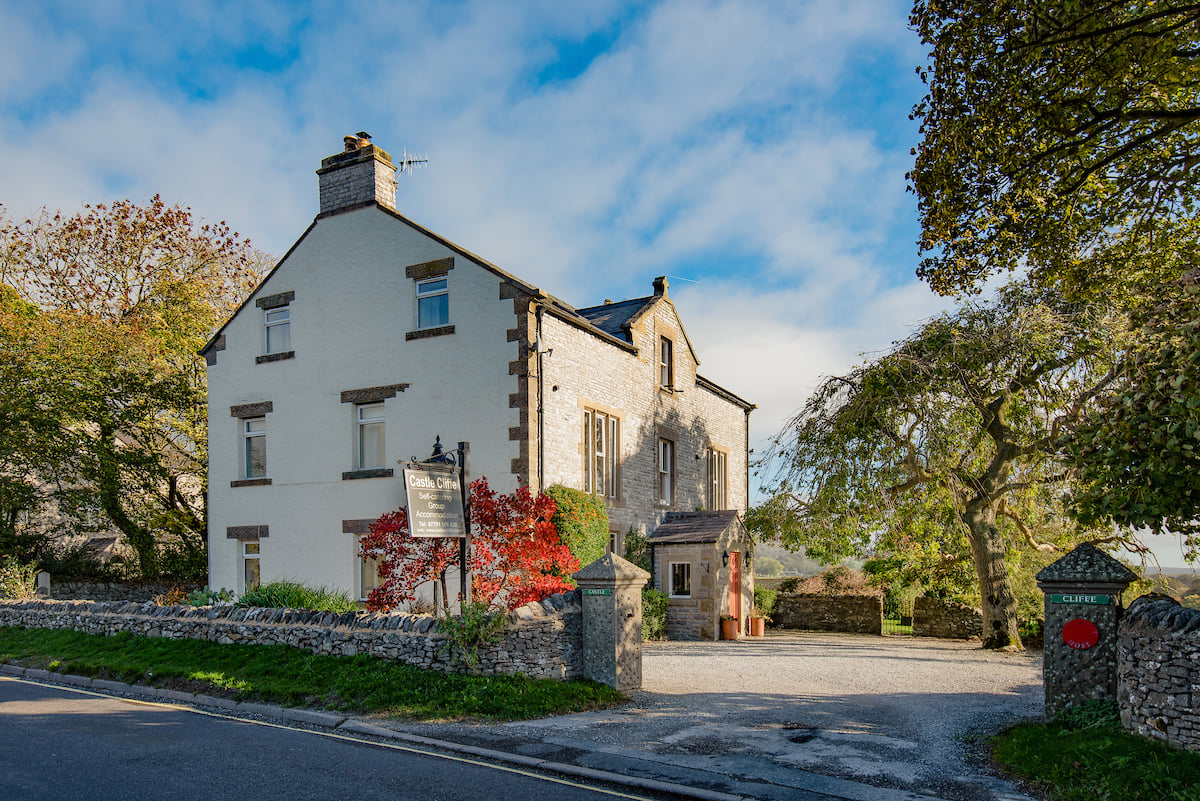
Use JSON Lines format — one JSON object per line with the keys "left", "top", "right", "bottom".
{"left": 396, "top": 146, "right": 428, "bottom": 178}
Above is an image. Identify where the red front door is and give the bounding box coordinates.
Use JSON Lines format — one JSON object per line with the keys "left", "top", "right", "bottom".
{"left": 729, "top": 551, "right": 741, "bottom": 624}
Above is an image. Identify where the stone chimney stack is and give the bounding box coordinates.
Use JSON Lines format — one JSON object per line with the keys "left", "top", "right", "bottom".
{"left": 316, "top": 132, "right": 397, "bottom": 214}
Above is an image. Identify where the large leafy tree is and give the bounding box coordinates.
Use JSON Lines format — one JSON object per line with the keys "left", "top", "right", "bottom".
{"left": 909, "top": 2, "right": 1200, "bottom": 551}
{"left": 0, "top": 198, "right": 263, "bottom": 575}
{"left": 910, "top": 1, "right": 1200, "bottom": 296}
{"left": 750, "top": 283, "right": 1126, "bottom": 649}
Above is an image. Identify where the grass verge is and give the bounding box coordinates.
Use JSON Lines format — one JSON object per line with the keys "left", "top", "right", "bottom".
{"left": 0, "top": 626, "right": 624, "bottom": 722}
{"left": 991, "top": 700, "right": 1200, "bottom": 801}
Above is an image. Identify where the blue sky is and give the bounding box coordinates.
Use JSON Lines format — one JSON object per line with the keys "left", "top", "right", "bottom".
{"left": 1, "top": 0, "right": 1189, "bottom": 567}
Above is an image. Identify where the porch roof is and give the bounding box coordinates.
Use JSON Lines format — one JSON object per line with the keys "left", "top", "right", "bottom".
{"left": 649, "top": 510, "right": 743, "bottom": 545}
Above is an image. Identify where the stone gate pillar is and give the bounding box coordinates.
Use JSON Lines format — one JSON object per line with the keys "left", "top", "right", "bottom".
{"left": 573, "top": 553, "right": 650, "bottom": 692}
{"left": 1036, "top": 543, "right": 1136, "bottom": 718}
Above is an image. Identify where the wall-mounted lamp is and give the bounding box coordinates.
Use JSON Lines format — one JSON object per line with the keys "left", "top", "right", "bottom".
{"left": 722, "top": 551, "right": 730, "bottom": 568}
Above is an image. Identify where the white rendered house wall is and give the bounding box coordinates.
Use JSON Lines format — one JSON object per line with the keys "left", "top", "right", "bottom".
{"left": 206, "top": 207, "right": 520, "bottom": 597}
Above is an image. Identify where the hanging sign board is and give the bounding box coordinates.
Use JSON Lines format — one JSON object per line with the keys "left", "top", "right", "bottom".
{"left": 403, "top": 464, "right": 466, "bottom": 538}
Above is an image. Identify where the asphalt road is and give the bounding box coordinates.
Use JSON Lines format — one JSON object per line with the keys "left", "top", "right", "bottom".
{"left": 0, "top": 678, "right": 659, "bottom": 801}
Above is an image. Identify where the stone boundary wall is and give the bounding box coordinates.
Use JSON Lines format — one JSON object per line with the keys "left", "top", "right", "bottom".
{"left": 0, "top": 590, "right": 583, "bottom": 681}
{"left": 1118, "top": 595, "right": 1200, "bottom": 751}
{"left": 49, "top": 581, "right": 203, "bottom": 603}
{"left": 771, "top": 594, "right": 882, "bottom": 635}
{"left": 913, "top": 597, "right": 983, "bottom": 639}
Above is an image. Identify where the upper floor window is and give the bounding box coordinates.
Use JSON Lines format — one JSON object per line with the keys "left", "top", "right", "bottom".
{"left": 706, "top": 447, "right": 728, "bottom": 510}
{"left": 659, "top": 336, "right": 674, "bottom": 387}
{"left": 357, "top": 403, "right": 386, "bottom": 470}
{"left": 244, "top": 417, "right": 267, "bottom": 479}
{"left": 264, "top": 307, "right": 290, "bottom": 354}
{"left": 658, "top": 437, "right": 674, "bottom": 505}
{"left": 417, "top": 278, "right": 449, "bottom": 328}
{"left": 583, "top": 409, "right": 620, "bottom": 499}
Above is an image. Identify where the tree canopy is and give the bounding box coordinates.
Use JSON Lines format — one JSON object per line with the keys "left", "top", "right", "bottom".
{"left": 909, "top": 2, "right": 1200, "bottom": 556}
{"left": 909, "top": 1, "right": 1200, "bottom": 295}
{"left": 0, "top": 197, "right": 264, "bottom": 576}
{"left": 1069, "top": 268, "right": 1200, "bottom": 549}
{"left": 749, "top": 282, "right": 1127, "bottom": 648}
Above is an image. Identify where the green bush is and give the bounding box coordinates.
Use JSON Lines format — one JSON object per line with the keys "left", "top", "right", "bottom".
{"left": 186, "top": 586, "right": 235, "bottom": 606}
{"left": 777, "top": 577, "right": 800, "bottom": 593}
{"left": 237, "top": 581, "right": 357, "bottom": 613}
{"left": 544, "top": 485, "right": 609, "bottom": 569}
{"left": 0, "top": 556, "right": 38, "bottom": 599}
{"left": 624, "top": 528, "right": 651, "bottom": 573}
{"left": 155, "top": 540, "right": 207, "bottom": 582}
{"left": 753, "top": 587, "right": 778, "bottom": 621}
{"left": 642, "top": 588, "right": 668, "bottom": 640}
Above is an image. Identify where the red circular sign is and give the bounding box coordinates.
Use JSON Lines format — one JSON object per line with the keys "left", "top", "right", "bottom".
{"left": 1062, "top": 618, "right": 1100, "bottom": 650}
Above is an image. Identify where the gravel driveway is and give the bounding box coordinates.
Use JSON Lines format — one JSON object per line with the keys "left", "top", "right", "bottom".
{"left": 392, "top": 631, "right": 1045, "bottom": 801}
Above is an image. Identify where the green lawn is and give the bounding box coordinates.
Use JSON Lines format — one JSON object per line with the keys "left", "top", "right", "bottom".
{"left": 0, "top": 626, "right": 624, "bottom": 722}
{"left": 992, "top": 701, "right": 1200, "bottom": 801}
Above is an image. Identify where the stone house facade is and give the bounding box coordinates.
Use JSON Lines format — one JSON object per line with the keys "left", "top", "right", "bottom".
{"left": 202, "top": 134, "right": 754, "bottom": 604}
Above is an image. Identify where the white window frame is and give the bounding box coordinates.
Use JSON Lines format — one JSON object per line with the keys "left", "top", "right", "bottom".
{"left": 706, "top": 447, "right": 728, "bottom": 511}
{"left": 582, "top": 409, "right": 620, "bottom": 499}
{"left": 243, "top": 417, "right": 267, "bottom": 479}
{"left": 242, "top": 540, "right": 261, "bottom": 592}
{"left": 416, "top": 277, "right": 449, "bottom": 329}
{"left": 264, "top": 307, "right": 290, "bottom": 354}
{"left": 659, "top": 336, "right": 674, "bottom": 387}
{"left": 356, "top": 403, "right": 386, "bottom": 470}
{"left": 669, "top": 561, "right": 691, "bottom": 598}
{"left": 658, "top": 438, "right": 674, "bottom": 505}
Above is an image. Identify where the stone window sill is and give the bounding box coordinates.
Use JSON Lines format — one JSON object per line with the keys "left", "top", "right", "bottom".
{"left": 231, "top": 478, "right": 272, "bottom": 488}
{"left": 256, "top": 351, "right": 295, "bottom": 364}
{"left": 342, "top": 468, "right": 395, "bottom": 481}
{"left": 406, "top": 325, "right": 455, "bottom": 341}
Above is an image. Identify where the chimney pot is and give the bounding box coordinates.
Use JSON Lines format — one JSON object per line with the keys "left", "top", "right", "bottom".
{"left": 653, "top": 276, "right": 669, "bottom": 297}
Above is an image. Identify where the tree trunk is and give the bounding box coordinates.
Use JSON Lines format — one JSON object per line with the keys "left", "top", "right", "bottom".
{"left": 963, "top": 498, "right": 1023, "bottom": 650}
{"left": 96, "top": 421, "right": 158, "bottom": 578}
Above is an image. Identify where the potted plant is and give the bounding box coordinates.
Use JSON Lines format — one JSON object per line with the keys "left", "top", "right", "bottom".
{"left": 720, "top": 614, "right": 739, "bottom": 640}
{"left": 748, "top": 606, "right": 767, "bottom": 636}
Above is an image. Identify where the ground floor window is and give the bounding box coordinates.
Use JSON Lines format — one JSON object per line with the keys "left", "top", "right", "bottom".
{"left": 359, "top": 536, "right": 383, "bottom": 601}
{"left": 669, "top": 562, "right": 691, "bottom": 598}
{"left": 242, "top": 540, "right": 261, "bottom": 591}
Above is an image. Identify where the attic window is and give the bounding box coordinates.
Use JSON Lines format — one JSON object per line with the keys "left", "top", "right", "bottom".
{"left": 255, "top": 290, "right": 295, "bottom": 363}
{"left": 659, "top": 336, "right": 674, "bottom": 388}
{"left": 417, "top": 278, "right": 449, "bottom": 328}
{"left": 405, "top": 257, "right": 456, "bottom": 340}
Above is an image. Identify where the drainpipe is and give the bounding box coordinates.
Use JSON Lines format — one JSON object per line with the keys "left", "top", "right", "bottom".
{"left": 535, "top": 302, "right": 545, "bottom": 492}
{"left": 744, "top": 407, "right": 752, "bottom": 511}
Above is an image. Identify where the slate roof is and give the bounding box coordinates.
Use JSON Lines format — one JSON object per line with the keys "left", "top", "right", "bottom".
{"left": 575, "top": 297, "right": 656, "bottom": 342}
{"left": 649, "top": 510, "right": 743, "bottom": 545}
{"left": 1035, "top": 542, "right": 1138, "bottom": 585}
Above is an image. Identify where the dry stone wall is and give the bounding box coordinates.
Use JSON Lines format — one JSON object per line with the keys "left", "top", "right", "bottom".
{"left": 0, "top": 590, "right": 583, "bottom": 680}
{"left": 913, "top": 597, "right": 983, "bottom": 639}
{"left": 1118, "top": 595, "right": 1200, "bottom": 752}
{"left": 772, "top": 594, "right": 882, "bottom": 635}
{"left": 48, "top": 581, "right": 202, "bottom": 603}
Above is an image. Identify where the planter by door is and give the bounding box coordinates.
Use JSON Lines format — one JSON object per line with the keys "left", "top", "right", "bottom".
{"left": 749, "top": 616, "right": 765, "bottom": 636}
{"left": 721, "top": 618, "right": 739, "bottom": 640}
